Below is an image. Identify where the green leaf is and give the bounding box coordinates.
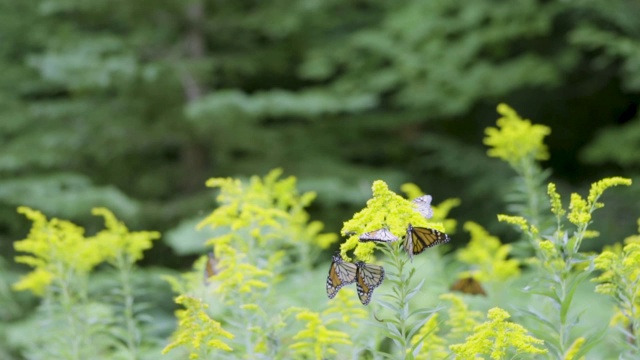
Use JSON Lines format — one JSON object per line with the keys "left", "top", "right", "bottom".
{"left": 560, "top": 270, "right": 593, "bottom": 324}
{"left": 377, "top": 299, "right": 401, "bottom": 313}
{"left": 405, "top": 278, "right": 425, "bottom": 302}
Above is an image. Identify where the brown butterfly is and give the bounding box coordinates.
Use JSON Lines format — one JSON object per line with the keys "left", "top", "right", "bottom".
{"left": 450, "top": 276, "right": 487, "bottom": 296}
{"left": 355, "top": 261, "right": 385, "bottom": 305}
{"left": 326, "top": 252, "right": 357, "bottom": 299}
{"left": 403, "top": 223, "right": 450, "bottom": 261}
{"left": 203, "top": 252, "right": 219, "bottom": 285}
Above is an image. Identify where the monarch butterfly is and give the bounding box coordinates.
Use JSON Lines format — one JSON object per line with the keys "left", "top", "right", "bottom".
{"left": 203, "top": 252, "right": 219, "bottom": 285}
{"left": 326, "top": 252, "right": 357, "bottom": 299}
{"left": 412, "top": 195, "right": 434, "bottom": 219}
{"left": 450, "top": 276, "right": 486, "bottom": 296}
{"left": 359, "top": 228, "right": 399, "bottom": 243}
{"left": 403, "top": 223, "right": 450, "bottom": 261}
{"left": 355, "top": 261, "right": 385, "bottom": 305}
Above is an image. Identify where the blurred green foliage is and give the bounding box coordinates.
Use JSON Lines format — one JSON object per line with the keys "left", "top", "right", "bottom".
{"left": 0, "top": 0, "right": 639, "bottom": 263}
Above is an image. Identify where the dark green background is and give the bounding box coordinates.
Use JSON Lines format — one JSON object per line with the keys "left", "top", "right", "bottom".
{"left": 2, "top": 0, "right": 640, "bottom": 266}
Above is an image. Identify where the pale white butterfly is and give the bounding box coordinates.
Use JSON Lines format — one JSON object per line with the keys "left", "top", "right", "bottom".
{"left": 412, "top": 195, "right": 434, "bottom": 219}
{"left": 358, "top": 228, "right": 399, "bottom": 243}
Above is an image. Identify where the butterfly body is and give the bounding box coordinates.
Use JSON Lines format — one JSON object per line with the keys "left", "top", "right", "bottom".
{"left": 404, "top": 223, "right": 450, "bottom": 261}
{"left": 326, "top": 252, "right": 357, "bottom": 299}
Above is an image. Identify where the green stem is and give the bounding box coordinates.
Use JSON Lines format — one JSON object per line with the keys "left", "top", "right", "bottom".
{"left": 384, "top": 242, "right": 412, "bottom": 359}
{"left": 59, "top": 273, "right": 82, "bottom": 360}
{"left": 116, "top": 254, "right": 138, "bottom": 360}
{"left": 519, "top": 157, "right": 543, "bottom": 228}
{"left": 558, "top": 279, "right": 568, "bottom": 354}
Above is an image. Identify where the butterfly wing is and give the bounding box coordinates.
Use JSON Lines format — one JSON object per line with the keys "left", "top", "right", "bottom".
{"left": 326, "top": 253, "right": 357, "bottom": 299}
{"left": 355, "top": 262, "right": 385, "bottom": 305}
{"left": 450, "top": 276, "right": 486, "bottom": 296}
{"left": 412, "top": 195, "right": 434, "bottom": 219}
{"left": 404, "top": 224, "right": 450, "bottom": 260}
{"left": 359, "top": 228, "right": 399, "bottom": 243}
{"left": 403, "top": 225, "right": 415, "bottom": 261}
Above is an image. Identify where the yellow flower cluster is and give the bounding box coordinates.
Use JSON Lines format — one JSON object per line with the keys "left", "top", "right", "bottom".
{"left": 496, "top": 214, "right": 537, "bottom": 235}
{"left": 547, "top": 183, "right": 565, "bottom": 217}
{"left": 341, "top": 180, "right": 448, "bottom": 261}
{"left": 483, "top": 103, "right": 551, "bottom": 167}
{"left": 13, "top": 207, "right": 161, "bottom": 297}
{"left": 290, "top": 310, "right": 352, "bottom": 360}
{"left": 162, "top": 295, "right": 234, "bottom": 358}
{"left": 593, "top": 242, "right": 640, "bottom": 298}
{"left": 568, "top": 193, "right": 591, "bottom": 226}
{"left": 450, "top": 307, "right": 547, "bottom": 359}
{"left": 13, "top": 207, "right": 102, "bottom": 295}
{"left": 410, "top": 313, "right": 448, "bottom": 359}
{"left": 322, "top": 290, "right": 368, "bottom": 328}
{"left": 456, "top": 222, "right": 520, "bottom": 282}
{"left": 563, "top": 337, "right": 586, "bottom": 360}
{"left": 568, "top": 177, "right": 632, "bottom": 227}
{"left": 440, "top": 293, "right": 483, "bottom": 341}
{"left": 92, "top": 207, "right": 160, "bottom": 265}
{"left": 210, "top": 244, "right": 273, "bottom": 301}
{"left": 199, "top": 168, "right": 337, "bottom": 252}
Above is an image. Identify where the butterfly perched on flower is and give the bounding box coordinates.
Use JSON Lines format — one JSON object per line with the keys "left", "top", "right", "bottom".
{"left": 355, "top": 261, "right": 385, "bottom": 305}
{"left": 450, "top": 276, "right": 486, "bottom": 296}
{"left": 403, "top": 223, "right": 450, "bottom": 261}
{"left": 326, "top": 252, "right": 357, "bottom": 299}
{"left": 203, "top": 252, "right": 219, "bottom": 285}
{"left": 412, "top": 195, "right": 434, "bottom": 219}
{"left": 359, "top": 228, "right": 399, "bottom": 243}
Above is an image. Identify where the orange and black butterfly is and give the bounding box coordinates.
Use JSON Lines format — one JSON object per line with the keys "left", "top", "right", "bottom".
{"left": 403, "top": 223, "right": 450, "bottom": 261}
{"left": 326, "top": 252, "right": 357, "bottom": 299}
{"left": 359, "top": 228, "right": 399, "bottom": 243}
{"left": 412, "top": 195, "right": 434, "bottom": 219}
{"left": 203, "top": 252, "right": 219, "bottom": 285}
{"left": 450, "top": 276, "right": 486, "bottom": 296}
{"left": 355, "top": 261, "right": 385, "bottom": 305}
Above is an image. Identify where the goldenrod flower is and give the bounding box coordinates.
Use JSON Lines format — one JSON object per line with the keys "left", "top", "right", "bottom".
{"left": 341, "top": 180, "right": 447, "bottom": 261}
{"left": 11, "top": 268, "right": 54, "bottom": 296}
{"left": 594, "top": 242, "right": 640, "bottom": 299}
{"left": 162, "top": 295, "right": 234, "bottom": 358}
{"left": 290, "top": 310, "right": 352, "bottom": 360}
{"left": 569, "top": 177, "right": 632, "bottom": 227}
{"left": 548, "top": 183, "right": 565, "bottom": 217}
{"left": 212, "top": 244, "right": 272, "bottom": 301}
{"left": 13, "top": 207, "right": 104, "bottom": 296}
{"left": 563, "top": 337, "right": 586, "bottom": 360}
{"left": 440, "top": 293, "right": 483, "bottom": 341}
{"left": 484, "top": 103, "right": 551, "bottom": 167}
{"left": 456, "top": 222, "right": 520, "bottom": 282}
{"left": 92, "top": 207, "right": 160, "bottom": 265}
{"left": 411, "top": 313, "right": 448, "bottom": 359}
{"left": 588, "top": 177, "right": 632, "bottom": 206}
{"left": 568, "top": 193, "right": 590, "bottom": 226}
{"left": 450, "top": 307, "right": 546, "bottom": 359}
{"left": 323, "top": 289, "right": 368, "bottom": 328}
{"left": 496, "top": 214, "right": 533, "bottom": 234}
{"left": 198, "top": 169, "right": 337, "bottom": 269}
